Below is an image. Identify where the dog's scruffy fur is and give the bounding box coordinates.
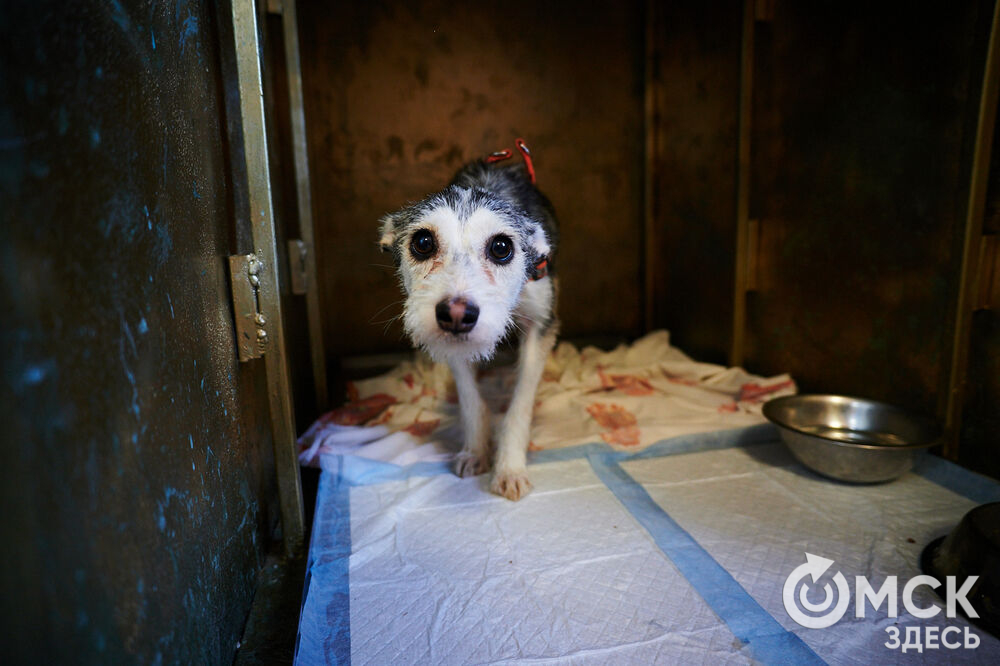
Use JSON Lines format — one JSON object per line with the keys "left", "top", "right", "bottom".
{"left": 379, "top": 159, "right": 558, "bottom": 500}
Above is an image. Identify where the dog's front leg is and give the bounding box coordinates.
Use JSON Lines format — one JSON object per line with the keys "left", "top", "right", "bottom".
{"left": 449, "top": 359, "right": 493, "bottom": 478}
{"left": 491, "top": 323, "right": 557, "bottom": 501}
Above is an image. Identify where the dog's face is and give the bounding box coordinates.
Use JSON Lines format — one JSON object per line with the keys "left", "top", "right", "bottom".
{"left": 380, "top": 186, "right": 550, "bottom": 363}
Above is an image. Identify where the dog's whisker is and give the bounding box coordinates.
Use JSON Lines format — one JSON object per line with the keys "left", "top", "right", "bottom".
{"left": 515, "top": 315, "right": 544, "bottom": 328}
{"left": 368, "top": 299, "right": 406, "bottom": 323}
{"left": 372, "top": 314, "right": 401, "bottom": 328}
{"left": 369, "top": 311, "right": 403, "bottom": 326}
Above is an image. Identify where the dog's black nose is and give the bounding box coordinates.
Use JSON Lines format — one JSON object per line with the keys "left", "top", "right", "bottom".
{"left": 436, "top": 298, "right": 479, "bottom": 334}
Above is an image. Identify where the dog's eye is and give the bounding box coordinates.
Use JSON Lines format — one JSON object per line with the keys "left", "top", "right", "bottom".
{"left": 409, "top": 229, "right": 437, "bottom": 260}
{"left": 487, "top": 234, "right": 514, "bottom": 264}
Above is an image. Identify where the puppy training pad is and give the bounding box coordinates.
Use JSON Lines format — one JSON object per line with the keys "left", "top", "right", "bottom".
{"left": 325, "top": 458, "right": 747, "bottom": 664}
{"left": 296, "top": 435, "right": 1000, "bottom": 664}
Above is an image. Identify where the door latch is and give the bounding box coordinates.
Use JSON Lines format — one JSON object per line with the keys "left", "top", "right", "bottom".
{"left": 229, "top": 253, "right": 268, "bottom": 361}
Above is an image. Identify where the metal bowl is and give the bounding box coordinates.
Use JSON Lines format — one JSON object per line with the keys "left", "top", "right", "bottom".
{"left": 762, "top": 394, "right": 942, "bottom": 483}
{"left": 921, "top": 502, "right": 1000, "bottom": 638}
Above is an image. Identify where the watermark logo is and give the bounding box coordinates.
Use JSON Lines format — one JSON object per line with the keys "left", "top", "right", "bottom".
{"left": 782, "top": 552, "right": 983, "bottom": 653}
{"left": 782, "top": 553, "right": 851, "bottom": 628}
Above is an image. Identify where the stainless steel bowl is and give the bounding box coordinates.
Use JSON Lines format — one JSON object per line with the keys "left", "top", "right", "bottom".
{"left": 762, "top": 394, "right": 942, "bottom": 483}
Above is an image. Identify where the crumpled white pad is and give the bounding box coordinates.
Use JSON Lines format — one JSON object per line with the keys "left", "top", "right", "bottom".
{"left": 298, "top": 330, "right": 795, "bottom": 466}
{"left": 296, "top": 437, "right": 1000, "bottom": 665}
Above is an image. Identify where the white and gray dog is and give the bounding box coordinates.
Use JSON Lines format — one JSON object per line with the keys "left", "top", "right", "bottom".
{"left": 378, "top": 148, "right": 558, "bottom": 501}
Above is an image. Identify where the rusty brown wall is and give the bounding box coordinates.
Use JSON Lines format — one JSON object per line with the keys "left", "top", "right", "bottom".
{"left": 298, "top": 0, "right": 647, "bottom": 364}
{"left": 744, "top": 1, "right": 994, "bottom": 417}
{"left": 961, "top": 102, "right": 1000, "bottom": 481}
{"left": 0, "top": 1, "right": 278, "bottom": 663}
{"left": 297, "top": 0, "right": 998, "bottom": 477}
{"left": 648, "top": 0, "right": 744, "bottom": 365}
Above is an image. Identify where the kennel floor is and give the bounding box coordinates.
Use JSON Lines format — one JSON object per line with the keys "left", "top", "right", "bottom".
{"left": 294, "top": 334, "right": 1000, "bottom": 664}
{"left": 296, "top": 433, "right": 1000, "bottom": 664}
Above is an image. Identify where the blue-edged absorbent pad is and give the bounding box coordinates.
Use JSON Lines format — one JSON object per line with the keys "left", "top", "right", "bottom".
{"left": 296, "top": 428, "right": 1000, "bottom": 665}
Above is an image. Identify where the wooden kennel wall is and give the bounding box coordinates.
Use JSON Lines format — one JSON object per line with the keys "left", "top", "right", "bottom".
{"left": 298, "top": 0, "right": 1000, "bottom": 477}
{"left": 2, "top": 0, "right": 999, "bottom": 663}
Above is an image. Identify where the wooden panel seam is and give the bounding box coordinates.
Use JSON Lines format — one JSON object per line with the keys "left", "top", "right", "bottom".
{"left": 643, "top": 0, "right": 658, "bottom": 332}
{"left": 731, "top": 0, "right": 756, "bottom": 367}
{"left": 944, "top": 0, "right": 1000, "bottom": 460}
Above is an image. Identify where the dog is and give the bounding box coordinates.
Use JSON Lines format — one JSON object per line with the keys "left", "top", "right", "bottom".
{"left": 378, "top": 144, "right": 558, "bottom": 501}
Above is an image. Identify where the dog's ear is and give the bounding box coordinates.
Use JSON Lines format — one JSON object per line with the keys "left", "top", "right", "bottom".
{"left": 378, "top": 213, "right": 399, "bottom": 253}
{"left": 527, "top": 224, "right": 551, "bottom": 259}
{"left": 523, "top": 223, "right": 553, "bottom": 280}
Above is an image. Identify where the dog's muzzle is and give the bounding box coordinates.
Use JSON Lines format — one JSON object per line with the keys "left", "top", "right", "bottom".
{"left": 435, "top": 297, "right": 479, "bottom": 335}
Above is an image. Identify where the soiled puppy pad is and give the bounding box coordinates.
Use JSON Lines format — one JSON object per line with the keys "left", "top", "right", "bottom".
{"left": 620, "top": 445, "right": 1000, "bottom": 664}
{"left": 299, "top": 459, "right": 750, "bottom": 665}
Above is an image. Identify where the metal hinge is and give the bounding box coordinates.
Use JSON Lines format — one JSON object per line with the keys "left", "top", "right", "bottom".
{"left": 288, "top": 239, "right": 309, "bottom": 295}
{"left": 229, "top": 253, "right": 268, "bottom": 361}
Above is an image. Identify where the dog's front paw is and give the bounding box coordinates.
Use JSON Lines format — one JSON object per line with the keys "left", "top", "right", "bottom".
{"left": 491, "top": 468, "right": 533, "bottom": 501}
{"left": 455, "top": 450, "right": 491, "bottom": 478}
